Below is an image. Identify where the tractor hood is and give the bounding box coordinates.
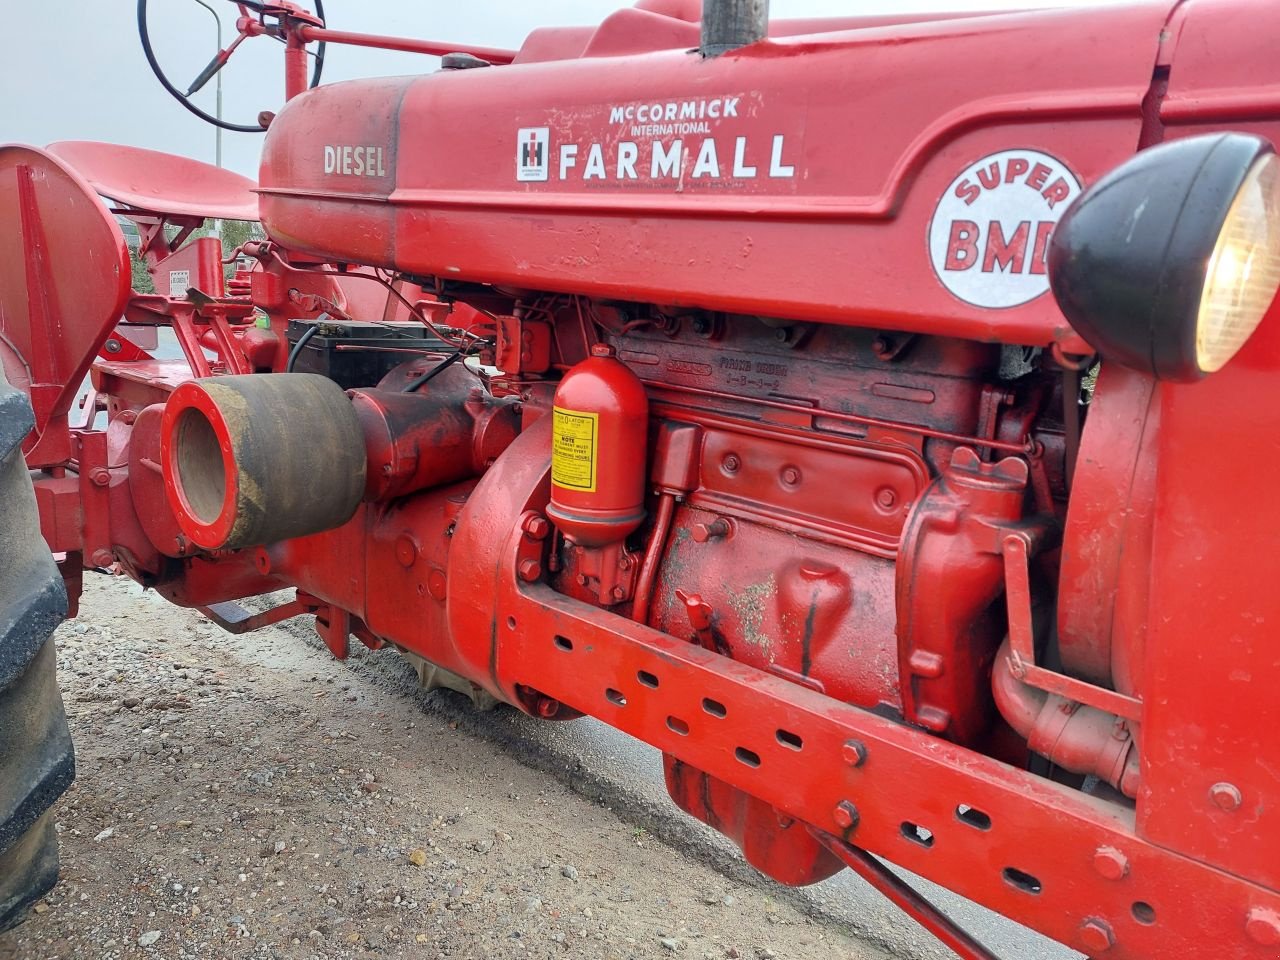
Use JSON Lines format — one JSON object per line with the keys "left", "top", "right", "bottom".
{"left": 258, "top": 0, "right": 1276, "bottom": 350}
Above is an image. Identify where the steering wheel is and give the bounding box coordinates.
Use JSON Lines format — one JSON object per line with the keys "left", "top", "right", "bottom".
{"left": 137, "top": 0, "right": 326, "bottom": 133}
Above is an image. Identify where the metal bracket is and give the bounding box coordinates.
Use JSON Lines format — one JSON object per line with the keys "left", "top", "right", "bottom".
{"left": 1002, "top": 532, "right": 1142, "bottom": 723}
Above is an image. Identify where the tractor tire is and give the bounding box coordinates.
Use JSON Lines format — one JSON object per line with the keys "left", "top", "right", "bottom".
{"left": 0, "top": 372, "right": 73, "bottom": 933}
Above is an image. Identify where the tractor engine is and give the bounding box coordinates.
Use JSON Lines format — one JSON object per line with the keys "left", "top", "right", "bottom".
{"left": 154, "top": 293, "right": 1081, "bottom": 884}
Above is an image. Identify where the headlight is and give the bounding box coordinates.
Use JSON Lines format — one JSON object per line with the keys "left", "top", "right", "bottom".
{"left": 1049, "top": 133, "right": 1280, "bottom": 381}
{"left": 1196, "top": 154, "right": 1280, "bottom": 372}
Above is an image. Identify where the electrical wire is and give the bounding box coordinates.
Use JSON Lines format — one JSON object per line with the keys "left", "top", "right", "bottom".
{"left": 285, "top": 325, "right": 319, "bottom": 372}
{"left": 401, "top": 349, "right": 467, "bottom": 393}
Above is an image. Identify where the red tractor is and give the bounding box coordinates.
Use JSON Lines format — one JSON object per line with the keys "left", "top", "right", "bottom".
{"left": 2, "top": 1, "right": 1279, "bottom": 956}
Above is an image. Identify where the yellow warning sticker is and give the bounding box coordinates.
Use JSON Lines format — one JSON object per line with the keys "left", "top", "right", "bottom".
{"left": 552, "top": 406, "right": 598, "bottom": 492}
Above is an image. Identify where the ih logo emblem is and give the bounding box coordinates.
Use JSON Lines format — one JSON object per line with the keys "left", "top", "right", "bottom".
{"left": 516, "top": 127, "right": 550, "bottom": 182}
{"left": 929, "top": 149, "right": 1082, "bottom": 309}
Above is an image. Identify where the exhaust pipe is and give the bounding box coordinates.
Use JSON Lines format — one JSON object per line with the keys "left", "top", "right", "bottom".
{"left": 992, "top": 639, "right": 1140, "bottom": 798}
{"left": 701, "top": 0, "right": 769, "bottom": 56}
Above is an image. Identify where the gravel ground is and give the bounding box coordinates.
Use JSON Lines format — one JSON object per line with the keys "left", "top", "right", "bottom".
{"left": 0, "top": 573, "right": 889, "bottom": 960}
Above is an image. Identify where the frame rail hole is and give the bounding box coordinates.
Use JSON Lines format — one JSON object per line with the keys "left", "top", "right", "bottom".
{"left": 901, "top": 822, "right": 935, "bottom": 848}
{"left": 775, "top": 729, "right": 803, "bottom": 751}
{"left": 1003, "top": 867, "right": 1042, "bottom": 895}
{"left": 702, "top": 698, "right": 727, "bottom": 718}
{"left": 735, "top": 747, "right": 761, "bottom": 768}
{"left": 1131, "top": 902, "right": 1156, "bottom": 925}
{"left": 956, "top": 804, "right": 992, "bottom": 831}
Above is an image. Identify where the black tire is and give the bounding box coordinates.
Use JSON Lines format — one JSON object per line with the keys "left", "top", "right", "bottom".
{"left": 0, "top": 371, "right": 73, "bottom": 932}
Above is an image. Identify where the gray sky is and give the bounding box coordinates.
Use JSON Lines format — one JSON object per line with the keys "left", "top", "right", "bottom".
{"left": 2, "top": 0, "right": 1132, "bottom": 180}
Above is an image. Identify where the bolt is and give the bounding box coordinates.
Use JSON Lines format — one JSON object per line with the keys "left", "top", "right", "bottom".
{"left": 781, "top": 466, "right": 801, "bottom": 486}
{"left": 174, "top": 535, "right": 188, "bottom": 556}
{"left": 104, "top": 338, "right": 122, "bottom": 354}
{"left": 395, "top": 534, "right": 418, "bottom": 569}
{"left": 1210, "top": 782, "right": 1243, "bottom": 812}
{"left": 610, "top": 585, "right": 627, "bottom": 602}
{"left": 872, "top": 335, "right": 893, "bottom": 358}
{"left": 842, "top": 740, "right": 868, "bottom": 768}
{"left": 1092, "top": 846, "right": 1129, "bottom": 881}
{"left": 535, "top": 696, "right": 561, "bottom": 719}
{"left": 89, "top": 468, "right": 110, "bottom": 487}
{"left": 575, "top": 573, "right": 590, "bottom": 587}
{"left": 774, "top": 327, "right": 790, "bottom": 343}
{"left": 722, "top": 454, "right": 741, "bottom": 474}
{"left": 1079, "top": 919, "right": 1115, "bottom": 953}
{"left": 692, "top": 518, "right": 731, "bottom": 543}
{"left": 90, "top": 549, "right": 114, "bottom": 568}
{"left": 522, "top": 514, "right": 550, "bottom": 540}
{"left": 832, "top": 801, "right": 860, "bottom": 831}
{"left": 875, "top": 487, "right": 897, "bottom": 509}
{"left": 1246, "top": 907, "right": 1280, "bottom": 946}
{"left": 518, "top": 558, "right": 542, "bottom": 582}
{"left": 691, "top": 316, "right": 711, "bottom": 337}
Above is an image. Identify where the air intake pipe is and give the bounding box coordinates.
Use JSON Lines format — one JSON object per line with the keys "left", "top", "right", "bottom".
{"left": 701, "top": 0, "right": 769, "bottom": 56}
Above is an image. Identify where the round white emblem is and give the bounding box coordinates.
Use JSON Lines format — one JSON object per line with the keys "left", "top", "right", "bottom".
{"left": 928, "top": 149, "right": 1082, "bottom": 309}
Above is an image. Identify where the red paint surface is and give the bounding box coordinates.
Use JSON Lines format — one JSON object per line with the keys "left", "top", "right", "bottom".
{"left": 8, "top": 2, "right": 1280, "bottom": 957}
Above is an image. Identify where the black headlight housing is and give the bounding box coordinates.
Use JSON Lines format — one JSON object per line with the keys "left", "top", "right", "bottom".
{"left": 1048, "top": 132, "right": 1280, "bottom": 381}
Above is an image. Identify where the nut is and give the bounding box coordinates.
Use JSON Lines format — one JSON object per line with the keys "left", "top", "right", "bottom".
{"left": 517, "top": 559, "right": 542, "bottom": 582}
{"left": 522, "top": 515, "right": 550, "bottom": 541}
{"left": 832, "top": 800, "right": 859, "bottom": 831}
{"left": 1079, "top": 918, "right": 1115, "bottom": 953}
{"left": 841, "top": 740, "right": 867, "bottom": 768}
{"left": 1092, "top": 846, "right": 1129, "bottom": 881}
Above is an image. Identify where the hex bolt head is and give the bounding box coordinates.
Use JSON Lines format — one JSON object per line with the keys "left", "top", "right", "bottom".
{"left": 1079, "top": 918, "right": 1115, "bottom": 953}
{"left": 692, "top": 518, "right": 731, "bottom": 543}
{"left": 517, "top": 558, "right": 542, "bottom": 582}
{"left": 1246, "top": 907, "right": 1280, "bottom": 946}
{"left": 522, "top": 515, "right": 550, "bottom": 541}
{"left": 832, "top": 800, "right": 860, "bottom": 831}
{"left": 841, "top": 739, "right": 868, "bottom": 768}
{"left": 1210, "top": 782, "right": 1243, "bottom": 812}
{"left": 1093, "top": 846, "right": 1130, "bottom": 881}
